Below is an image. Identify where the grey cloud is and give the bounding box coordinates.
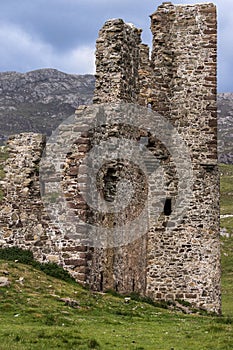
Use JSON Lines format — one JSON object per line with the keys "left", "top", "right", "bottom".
{"left": 0, "top": 21, "right": 95, "bottom": 74}
{"left": 0, "top": 0, "right": 232, "bottom": 91}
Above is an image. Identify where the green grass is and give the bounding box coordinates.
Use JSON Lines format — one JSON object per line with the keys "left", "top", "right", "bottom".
{"left": 0, "top": 259, "right": 233, "bottom": 350}
{"left": 219, "top": 164, "right": 233, "bottom": 321}
{"left": 220, "top": 164, "right": 233, "bottom": 235}
{"left": 221, "top": 217, "right": 233, "bottom": 235}
{"left": 221, "top": 236, "right": 233, "bottom": 317}
{"left": 0, "top": 247, "right": 75, "bottom": 283}
{"left": 220, "top": 164, "right": 233, "bottom": 217}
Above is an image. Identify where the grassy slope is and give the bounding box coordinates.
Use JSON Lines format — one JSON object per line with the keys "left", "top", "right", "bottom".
{"left": 0, "top": 155, "right": 232, "bottom": 349}
{"left": 220, "top": 164, "right": 233, "bottom": 320}
{"left": 0, "top": 260, "right": 232, "bottom": 350}
{"left": 220, "top": 164, "right": 233, "bottom": 234}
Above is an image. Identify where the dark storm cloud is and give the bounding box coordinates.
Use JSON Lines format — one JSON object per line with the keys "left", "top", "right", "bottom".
{"left": 0, "top": 0, "right": 232, "bottom": 92}
{"left": 0, "top": 0, "right": 154, "bottom": 50}
{"left": 1, "top": 0, "right": 97, "bottom": 50}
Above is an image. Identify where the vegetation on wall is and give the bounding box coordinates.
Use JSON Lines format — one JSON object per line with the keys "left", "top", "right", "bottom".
{"left": 0, "top": 246, "right": 75, "bottom": 283}
{"left": 0, "top": 146, "right": 8, "bottom": 201}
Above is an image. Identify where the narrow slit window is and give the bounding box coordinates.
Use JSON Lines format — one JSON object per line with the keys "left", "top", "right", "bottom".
{"left": 100, "top": 271, "right": 104, "bottom": 292}
{"left": 164, "top": 198, "right": 172, "bottom": 216}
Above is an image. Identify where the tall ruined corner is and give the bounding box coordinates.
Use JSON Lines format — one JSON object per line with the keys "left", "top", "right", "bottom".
{"left": 93, "top": 19, "right": 142, "bottom": 104}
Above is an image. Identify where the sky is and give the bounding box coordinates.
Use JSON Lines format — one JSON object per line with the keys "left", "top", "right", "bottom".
{"left": 0, "top": 0, "right": 232, "bottom": 92}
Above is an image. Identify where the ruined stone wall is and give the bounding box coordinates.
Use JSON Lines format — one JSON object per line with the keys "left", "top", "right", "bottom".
{"left": 84, "top": 115, "right": 149, "bottom": 295}
{"left": 94, "top": 19, "right": 142, "bottom": 104}
{"left": 150, "top": 2, "right": 218, "bottom": 162}
{"left": 0, "top": 133, "right": 90, "bottom": 285}
{"left": 138, "top": 43, "right": 154, "bottom": 107}
{"left": 91, "top": 2, "right": 220, "bottom": 313}
{"left": 90, "top": 19, "right": 149, "bottom": 294}
{"left": 0, "top": 2, "right": 221, "bottom": 314}
{"left": 147, "top": 2, "right": 220, "bottom": 313}
{"left": 0, "top": 133, "right": 47, "bottom": 247}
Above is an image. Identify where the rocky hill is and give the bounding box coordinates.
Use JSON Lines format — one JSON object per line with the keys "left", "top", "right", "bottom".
{"left": 0, "top": 69, "right": 95, "bottom": 144}
{"left": 0, "top": 69, "right": 232, "bottom": 163}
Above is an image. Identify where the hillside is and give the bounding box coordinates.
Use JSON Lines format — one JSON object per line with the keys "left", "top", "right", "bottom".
{"left": 218, "top": 93, "right": 233, "bottom": 164}
{"left": 0, "top": 240, "right": 232, "bottom": 350}
{"left": 0, "top": 69, "right": 95, "bottom": 143}
{"left": 0, "top": 69, "right": 232, "bottom": 164}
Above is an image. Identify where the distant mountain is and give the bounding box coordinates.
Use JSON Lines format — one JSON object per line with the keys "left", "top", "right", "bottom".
{"left": 0, "top": 69, "right": 232, "bottom": 163}
{"left": 0, "top": 69, "right": 95, "bottom": 144}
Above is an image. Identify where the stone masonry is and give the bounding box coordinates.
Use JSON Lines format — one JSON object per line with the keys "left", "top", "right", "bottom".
{"left": 0, "top": 2, "right": 221, "bottom": 314}
{"left": 147, "top": 2, "right": 220, "bottom": 312}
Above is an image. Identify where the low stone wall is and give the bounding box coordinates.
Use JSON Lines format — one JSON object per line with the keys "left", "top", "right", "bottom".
{"left": 0, "top": 133, "right": 90, "bottom": 284}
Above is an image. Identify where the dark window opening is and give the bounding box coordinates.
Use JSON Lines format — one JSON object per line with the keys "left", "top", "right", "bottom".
{"left": 100, "top": 271, "right": 104, "bottom": 292}
{"left": 164, "top": 198, "right": 172, "bottom": 216}
{"left": 103, "top": 167, "right": 118, "bottom": 202}
{"left": 201, "top": 164, "right": 216, "bottom": 172}
{"left": 132, "top": 278, "right": 135, "bottom": 292}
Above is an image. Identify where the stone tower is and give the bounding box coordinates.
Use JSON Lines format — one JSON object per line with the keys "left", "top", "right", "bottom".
{"left": 91, "top": 2, "right": 220, "bottom": 313}
{"left": 0, "top": 2, "right": 221, "bottom": 313}
{"left": 147, "top": 2, "right": 220, "bottom": 313}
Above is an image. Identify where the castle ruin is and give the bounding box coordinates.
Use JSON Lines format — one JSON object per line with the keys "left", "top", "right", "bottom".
{"left": 0, "top": 2, "right": 221, "bottom": 314}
